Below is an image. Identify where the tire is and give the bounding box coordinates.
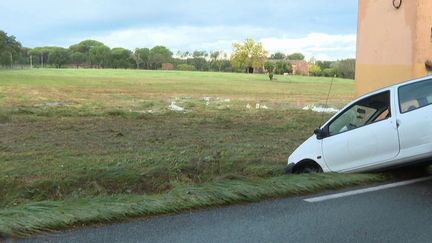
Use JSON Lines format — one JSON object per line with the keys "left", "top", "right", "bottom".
{"left": 295, "top": 162, "right": 323, "bottom": 174}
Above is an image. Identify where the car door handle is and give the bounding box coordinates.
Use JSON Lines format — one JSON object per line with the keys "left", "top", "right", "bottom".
{"left": 396, "top": 119, "right": 401, "bottom": 128}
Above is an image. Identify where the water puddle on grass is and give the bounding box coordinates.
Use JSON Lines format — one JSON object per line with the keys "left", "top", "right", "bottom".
{"left": 164, "top": 97, "right": 277, "bottom": 113}
{"left": 302, "top": 105, "right": 339, "bottom": 113}
{"left": 34, "top": 101, "right": 65, "bottom": 108}
{"left": 246, "top": 103, "right": 270, "bottom": 110}
{"left": 168, "top": 102, "right": 184, "bottom": 112}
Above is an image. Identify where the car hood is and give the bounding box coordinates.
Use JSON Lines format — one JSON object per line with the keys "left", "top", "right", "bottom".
{"left": 288, "top": 135, "right": 329, "bottom": 171}
{"left": 289, "top": 136, "right": 315, "bottom": 162}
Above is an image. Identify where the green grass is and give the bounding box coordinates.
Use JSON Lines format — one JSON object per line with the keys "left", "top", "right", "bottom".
{"left": 0, "top": 69, "right": 383, "bottom": 237}
{"left": 0, "top": 69, "right": 354, "bottom": 111}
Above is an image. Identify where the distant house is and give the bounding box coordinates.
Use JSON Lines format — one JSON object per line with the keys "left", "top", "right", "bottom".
{"left": 161, "top": 63, "right": 174, "bottom": 70}
{"left": 287, "top": 60, "right": 309, "bottom": 76}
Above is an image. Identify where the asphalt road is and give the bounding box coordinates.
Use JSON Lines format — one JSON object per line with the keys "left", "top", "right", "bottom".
{"left": 19, "top": 177, "right": 432, "bottom": 243}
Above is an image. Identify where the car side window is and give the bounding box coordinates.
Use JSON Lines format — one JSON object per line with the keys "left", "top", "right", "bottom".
{"left": 328, "top": 91, "right": 391, "bottom": 136}
{"left": 399, "top": 79, "right": 432, "bottom": 113}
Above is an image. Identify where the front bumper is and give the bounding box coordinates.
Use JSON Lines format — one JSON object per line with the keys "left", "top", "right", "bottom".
{"left": 285, "top": 163, "right": 296, "bottom": 174}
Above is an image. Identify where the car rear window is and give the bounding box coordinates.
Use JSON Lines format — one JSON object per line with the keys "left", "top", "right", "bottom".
{"left": 398, "top": 79, "right": 432, "bottom": 113}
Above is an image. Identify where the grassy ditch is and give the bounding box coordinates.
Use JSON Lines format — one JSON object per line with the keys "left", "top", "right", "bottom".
{"left": 0, "top": 173, "right": 386, "bottom": 238}
{"left": 0, "top": 109, "right": 329, "bottom": 208}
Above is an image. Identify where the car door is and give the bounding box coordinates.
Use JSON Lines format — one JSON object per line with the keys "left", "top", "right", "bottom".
{"left": 397, "top": 79, "right": 432, "bottom": 160}
{"left": 321, "top": 90, "right": 400, "bottom": 172}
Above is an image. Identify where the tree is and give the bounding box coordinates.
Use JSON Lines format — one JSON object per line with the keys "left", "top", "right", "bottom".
{"left": 70, "top": 52, "right": 87, "bottom": 68}
{"left": 231, "top": 38, "right": 267, "bottom": 73}
{"left": 275, "top": 61, "right": 291, "bottom": 74}
{"left": 210, "top": 51, "right": 220, "bottom": 71}
{"left": 149, "top": 46, "right": 173, "bottom": 69}
{"left": 316, "top": 60, "right": 333, "bottom": 70}
{"left": 111, "top": 47, "right": 132, "bottom": 69}
{"left": 177, "top": 64, "right": 196, "bottom": 71}
{"left": 177, "top": 51, "right": 191, "bottom": 59}
{"left": 69, "top": 40, "right": 105, "bottom": 67}
{"left": 89, "top": 45, "right": 111, "bottom": 68}
{"left": 69, "top": 39, "right": 104, "bottom": 53}
{"left": 308, "top": 64, "right": 322, "bottom": 76}
{"left": 133, "top": 48, "right": 150, "bottom": 69}
{"left": 210, "top": 51, "right": 228, "bottom": 72}
{"left": 270, "top": 52, "right": 286, "bottom": 60}
{"left": 191, "top": 50, "right": 208, "bottom": 71}
{"left": 264, "top": 61, "right": 275, "bottom": 73}
{"left": 28, "top": 48, "right": 40, "bottom": 67}
{"left": 334, "top": 58, "right": 356, "bottom": 79}
{"left": 18, "top": 47, "right": 31, "bottom": 65}
{"left": 0, "top": 31, "right": 22, "bottom": 67}
{"left": 48, "top": 47, "right": 70, "bottom": 68}
{"left": 29, "top": 47, "right": 53, "bottom": 68}
{"left": 322, "top": 68, "right": 337, "bottom": 77}
{"left": 27, "top": 47, "right": 56, "bottom": 67}
{"left": 287, "top": 52, "right": 305, "bottom": 61}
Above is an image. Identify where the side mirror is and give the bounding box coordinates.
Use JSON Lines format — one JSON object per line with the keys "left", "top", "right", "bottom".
{"left": 314, "top": 128, "right": 325, "bottom": 140}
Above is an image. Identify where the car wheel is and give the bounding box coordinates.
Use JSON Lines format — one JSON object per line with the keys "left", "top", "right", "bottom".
{"left": 301, "top": 166, "right": 322, "bottom": 173}
{"left": 295, "top": 162, "right": 323, "bottom": 174}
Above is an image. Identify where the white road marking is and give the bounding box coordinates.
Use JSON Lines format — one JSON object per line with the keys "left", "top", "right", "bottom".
{"left": 304, "top": 176, "right": 432, "bottom": 203}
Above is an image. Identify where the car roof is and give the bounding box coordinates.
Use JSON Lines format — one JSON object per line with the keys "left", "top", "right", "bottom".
{"left": 358, "top": 75, "right": 432, "bottom": 99}
{"left": 320, "top": 75, "right": 432, "bottom": 128}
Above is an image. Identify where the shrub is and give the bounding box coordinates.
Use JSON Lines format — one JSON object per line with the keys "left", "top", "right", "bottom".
{"left": 308, "top": 64, "right": 322, "bottom": 76}
{"left": 322, "top": 68, "right": 337, "bottom": 77}
{"left": 176, "top": 64, "right": 196, "bottom": 71}
{"left": 264, "top": 61, "right": 275, "bottom": 73}
{"left": 275, "top": 61, "right": 291, "bottom": 75}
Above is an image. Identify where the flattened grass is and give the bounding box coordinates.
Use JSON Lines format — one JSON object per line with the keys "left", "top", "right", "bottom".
{"left": 0, "top": 173, "right": 386, "bottom": 238}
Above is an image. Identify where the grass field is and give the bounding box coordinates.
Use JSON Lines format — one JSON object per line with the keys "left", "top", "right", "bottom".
{"left": 0, "top": 69, "right": 387, "bottom": 237}
{"left": 0, "top": 69, "right": 354, "bottom": 111}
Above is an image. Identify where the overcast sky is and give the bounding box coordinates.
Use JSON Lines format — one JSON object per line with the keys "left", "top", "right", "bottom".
{"left": 0, "top": 0, "right": 358, "bottom": 60}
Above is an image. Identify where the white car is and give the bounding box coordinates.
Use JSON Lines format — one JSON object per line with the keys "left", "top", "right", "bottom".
{"left": 287, "top": 76, "right": 432, "bottom": 173}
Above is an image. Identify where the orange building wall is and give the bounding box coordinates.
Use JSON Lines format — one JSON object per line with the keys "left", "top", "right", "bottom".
{"left": 414, "top": 1, "right": 432, "bottom": 77}
{"left": 355, "top": 0, "right": 432, "bottom": 96}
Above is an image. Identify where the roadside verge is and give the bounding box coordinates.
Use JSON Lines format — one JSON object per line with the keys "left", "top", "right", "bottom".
{"left": 0, "top": 173, "right": 386, "bottom": 238}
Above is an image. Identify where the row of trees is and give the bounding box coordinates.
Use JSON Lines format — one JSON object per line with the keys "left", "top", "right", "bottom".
{"left": 270, "top": 52, "right": 305, "bottom": 61}
{"left": 27, "top": 40, "right": 174, "bottom": 69}
{"left": 229, "top": 39, "right": 355, "bottom": 79}
{"left": 309, "top": 59, "right": 356, "bottom": 79}
{"left": 229, "top": 39, "right": 307, "bottom": 75}
{"left": 0, "top": 30, "right": 356, "bottom": 79}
